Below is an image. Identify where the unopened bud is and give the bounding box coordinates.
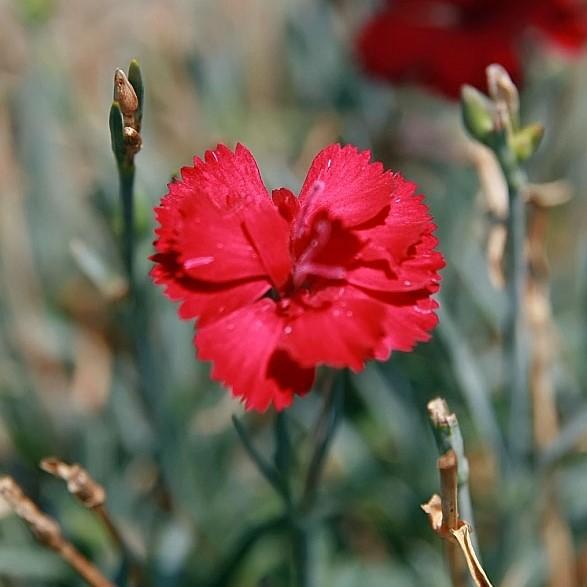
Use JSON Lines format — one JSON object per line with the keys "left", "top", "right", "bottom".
{"left": 511, "top": 123, "right": 544, "bottom": 162}
{"left": 113, "top": 69, "right": 138, "bottom": 119}
{"left": 123, "top": 126, "right": 142, "bottom": 154}
{"left": 461, "top": 85, "right": 494, "bottom": 143}
{"left": 486, "top": 64, "right": 519, "bottom": 129}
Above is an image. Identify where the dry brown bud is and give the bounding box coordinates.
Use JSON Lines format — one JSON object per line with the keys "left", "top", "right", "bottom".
{"left": 113, "top": 69, "right": 138, "bottom": 120}
{"left": 486, "top": 64, "right": 519, "bottom": 128}
{"left": 123, "top": 126, "right": 142, "bottom": 155}
{"left": 40, "top": 458, "right": 106, "bottom": 509}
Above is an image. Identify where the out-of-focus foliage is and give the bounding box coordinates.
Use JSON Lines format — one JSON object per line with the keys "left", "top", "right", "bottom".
{"left": 0, "top": 0, "right": 587, "bottom": 586}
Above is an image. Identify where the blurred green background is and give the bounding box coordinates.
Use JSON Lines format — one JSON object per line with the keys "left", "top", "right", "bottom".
{"left": 1, "top": 0, "right": 587, "bottom": 585}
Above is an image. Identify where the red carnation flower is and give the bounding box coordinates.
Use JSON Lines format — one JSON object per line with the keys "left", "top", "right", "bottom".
{"left": 356, "top": 0, "right": 587, "bottom": 99}
{"left": 151, "top": 144, "right": 443, "bottom": 411}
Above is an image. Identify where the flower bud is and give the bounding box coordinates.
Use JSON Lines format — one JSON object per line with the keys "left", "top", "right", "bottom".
{"left": 113, "top": 68, "right": 138, "bottom": 118}
{"left": 124, "top": 126, "right": 142, "bottom": 155}
{"left": 461, "top": 85, "right": 494, "bottom": 143}
{"left": 511, "top": 123, "right": 544, "bottom": 162}
{"left": 486, "top": 64, "right": 519, "bottom": 129}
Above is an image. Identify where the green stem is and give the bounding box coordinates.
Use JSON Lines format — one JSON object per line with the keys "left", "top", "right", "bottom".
{"left": 301, "top": 372, "right": 342, "bottom": 512}
{"left": 291, "top": 522, "right": 310, "bottom": 587}
{"left": 232, "top": 415, "right": 291, "bottom": 504}
{"left": 495, "top": 140, "right": 529, "bottom": 464}
{"left": 291, "top": 372, "right": 343, "bottom": 587}
{"left": 274, "top": 412, "right": 292, "bottom": 505}
{"left": 118, "top": 162, "right": 135, "bottom": 291}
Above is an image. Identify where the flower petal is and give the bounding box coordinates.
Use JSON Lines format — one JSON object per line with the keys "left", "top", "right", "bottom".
{"left": 195, "top": 299, "right": 314, "bottom": 411}
{"left": 155, "top": 144, "right": 291, "bottom": 288}
{"left": 375, "top": 296, "right": 440, "bottom": 358}
{"left": 279, "top": 288, "right": 387, "bottom": 372}
{"left": 150, "top": 254, "right": 269, "bottom": 326}
{"left": 297, "top": 144, "right": 394, "bottom": 227}
{"left": 357, "top": 187, "right": 433, "bottom": 264}
{"left": 272, "top": 188, "right": 300, "bottom": 224}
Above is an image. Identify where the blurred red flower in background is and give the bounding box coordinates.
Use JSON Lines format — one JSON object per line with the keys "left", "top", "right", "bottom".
{"left": 151, "top": 144, "right": 443, "bottom": 411}
{"left": 357, "top": 0, "right": 587, "bottom": 99}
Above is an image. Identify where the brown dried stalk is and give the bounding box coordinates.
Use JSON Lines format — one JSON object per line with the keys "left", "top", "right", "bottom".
{"left": 40, "top": 457, "right": 140, "bottom": 582}
{"left": 526, "top": 193, "right": 576, "bottom": 587}
{"left": 0, "top": 476, "right": 113, "bottom": 587}
{"left": 439, "top": 450, "right": 466, "bottom": 587}
{"left": 423, "top": 399, "right": 493, "bottom": 587}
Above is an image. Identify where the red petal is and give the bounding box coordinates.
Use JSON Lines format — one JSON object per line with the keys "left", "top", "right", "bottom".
{"left": 181, "top": 143, "right": 274, "bottom": 209}
{"left": 375, "top": 297, "right": 440, "bottom": 358}
{"left": 297, "top": 144, "right": 394, "bottom": 227}
{"left": 150, "top": 255, "right": 269, "bottom": 326}
{"left": 272, "top": 188, "right": 300, "bottom": 223}
{"left": 345, "top": 287, "right": 440, "bottom": 360}
{"left": 195, "top": 299, "right": 314, "bottom": 411}
{"left": 155, "top": 144, "right": 291, "bottom": 288}
{"left": 279, "top": 288, "right": 387, "bottom": 372}
{"left": 356, "top": 2, "right": 522, "bottom": 98}
{"left": 357, "top": 181, "right": 432, "bottom": 264}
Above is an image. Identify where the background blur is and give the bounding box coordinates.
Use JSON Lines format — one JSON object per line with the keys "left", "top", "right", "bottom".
{"left": 1, "top": 0, "right": 587, "bottom": 585}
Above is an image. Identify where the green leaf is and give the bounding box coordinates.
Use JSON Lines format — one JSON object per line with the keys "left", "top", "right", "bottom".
{"left": 511, "top": 123, "right": 544, "bottom": 162}
{"left": 127, "top": 59, "right": 144, "bottom": 128}
{"left": 109, "top": 100, "right": 125, "bottom": 165}
{"left": 461, "top": 85, "right": 495, "bottom": 144}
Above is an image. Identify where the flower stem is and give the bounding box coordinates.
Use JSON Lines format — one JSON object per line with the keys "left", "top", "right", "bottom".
{"left": 291, "top": 522, "right": 310, "bottom": 587}
{"left": 301, "top": 371, "right": 343, "bottom": 511}
{"left": 495, "top": 138, "right": 529, "bottom": 464}
{"left": 274, "top": 411, "right": 294, "bottom": 509}
{"left": 292, "top": 372, "right": 343, "bottom": 587}
{"left": 118, "top": 163, "right": 135, "bottom": 291}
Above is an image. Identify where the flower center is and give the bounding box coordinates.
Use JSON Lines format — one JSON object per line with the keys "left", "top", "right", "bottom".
{"left": 291, "top": 217, "right": 347, "bottom": 289}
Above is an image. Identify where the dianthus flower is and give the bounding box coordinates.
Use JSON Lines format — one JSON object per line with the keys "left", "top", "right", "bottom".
{"left": 151, "top": 144, "right": 443, "bottom": 411}
{"left": 357, "top": 0, "right": 587, "bottom": 99}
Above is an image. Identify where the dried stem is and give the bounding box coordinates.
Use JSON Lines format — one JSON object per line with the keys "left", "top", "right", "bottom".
{"left": 0, "top": 476, "right": 113, "bottom": 587}
{"left": 427, "top": 398, "right": 478, "bottom": 552}
{"left": 40, "top": 458, "right": 145, "bottom": 585}
{"left": 425, "top": 398, "right": 491, "bottom": 587}
{"left": 526, "top": 199, "right": 577, "bottom": 587}
{"left": 439, "top": 450, "right": 466, "bottom": 587}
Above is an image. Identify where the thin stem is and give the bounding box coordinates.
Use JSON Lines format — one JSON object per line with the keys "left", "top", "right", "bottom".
{"left": 58, "top": 542, "right": 114, "bottom": 587}
{"left": 438, "top": 450, "right": 466, "bottom": 587}
{"left": 301, "top": 372, "right": 342, "bottom": 511}
{"left": 118, "top": 163, "right": 135, "bottom": 291}
{"left": 274, "top": 412, "right": 292, "bottom": 505}
{"left": 94, "top": 505, "right": 145, "bottom": 586}
{"left": 291, "top": 522, "right": 310, "bottom": 587}
{"left": 291, "top": 371, "right": 343, "bottom": 587}
{"left": 495, "top": 140, "right": 530, "bottom": 464}
{"left": 232, "top": 415, "right": 290, "bottom": 504}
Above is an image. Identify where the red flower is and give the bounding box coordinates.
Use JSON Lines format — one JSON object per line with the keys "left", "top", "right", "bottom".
{"left": 356, "top": 0, "right": 587, "bottom": 99}
{"left": 151, "top": 144, "right": 443, "bottom": 411}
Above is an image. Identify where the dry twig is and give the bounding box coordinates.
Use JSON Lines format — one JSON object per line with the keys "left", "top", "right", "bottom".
{"left": 40, "top": 457, "right": 143, "bottom": 584}
{"left": 423, "top": 399, "right": 493, "bottom": 587}
{"left": 0, "top": 476, "right": 113, "bottom": 587}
